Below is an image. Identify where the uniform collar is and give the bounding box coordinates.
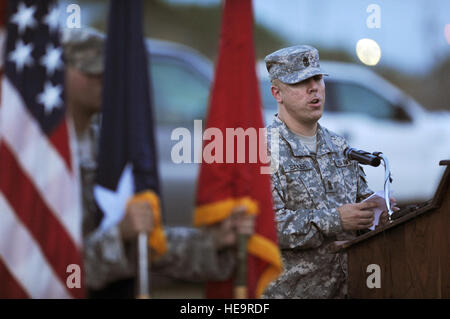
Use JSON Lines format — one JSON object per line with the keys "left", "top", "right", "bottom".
{"left": 271, "top": 115, "right": 334, "bottom": 157}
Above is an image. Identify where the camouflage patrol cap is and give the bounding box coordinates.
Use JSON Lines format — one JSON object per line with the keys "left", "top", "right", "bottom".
{"left": 61, "top": 27, "right": 105, "bottom": 75}
{"left": 264, "top": 45, "right": 327, "bottom": 84}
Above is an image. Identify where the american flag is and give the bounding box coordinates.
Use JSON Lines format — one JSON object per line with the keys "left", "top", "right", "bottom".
{"left": 0, "top": 0, "right": 84, "bottom": 298}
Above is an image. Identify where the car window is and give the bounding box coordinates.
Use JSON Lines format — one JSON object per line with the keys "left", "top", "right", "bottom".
{"left": 149, "top": 57, "right": 210, "bottom": 124}
{"left": 325, "top": 81, "right": 397, "bottom": 121}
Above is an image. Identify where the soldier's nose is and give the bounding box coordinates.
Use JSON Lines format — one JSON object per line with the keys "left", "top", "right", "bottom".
{"left": 307, "top": 80, "right": 318, "bottom": 92}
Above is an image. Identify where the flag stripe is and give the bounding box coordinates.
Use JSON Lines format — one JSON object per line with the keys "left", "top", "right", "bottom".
{"left": 0, "top": 77, "right": 81, "bottom": 246}
{"left": 0, "top": 193, "right": 71, "bottom": 299}
{"left": 48, "top": 119, "right": 73, "bottom": 173}
{"left": 0, "top": 258, "right": 30, "bottom": 298}
{"left": 0, "top": 142, "right": 83, "bottom": 298}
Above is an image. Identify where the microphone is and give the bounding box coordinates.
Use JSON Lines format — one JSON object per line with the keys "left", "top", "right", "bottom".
{"left": 344, "top": 147, "right": 381, "bottom": 167}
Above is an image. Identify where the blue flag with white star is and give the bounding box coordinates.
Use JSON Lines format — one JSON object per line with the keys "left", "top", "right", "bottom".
{"left": 94, "top": 0, "right": 160, "bottom": 231}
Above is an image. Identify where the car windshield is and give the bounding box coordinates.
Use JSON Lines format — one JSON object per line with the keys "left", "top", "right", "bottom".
{"left": 325, "top": 81, "right": 397, "bottom": 120}
{"left": 150, "top": 57, "right": 210, "bottom": 124}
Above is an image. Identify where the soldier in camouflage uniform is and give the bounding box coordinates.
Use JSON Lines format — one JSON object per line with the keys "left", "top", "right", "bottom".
{"left": 262, "top": 45, "right": 382, "bottom": 298}
{"left": 63, "top": 28, "right": 252, "bottom": 298}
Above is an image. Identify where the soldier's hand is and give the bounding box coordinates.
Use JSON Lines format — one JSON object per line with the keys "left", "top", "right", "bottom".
{"left": 338, "top": 201, "right": 378, "bottom": 231}
{"left": 378, "top": 210, "right": 389, "bottom": 227}
{"left": 377, "top": 197, "right": 400, "bottom": 227}
{"left": 231, "top": 206, "right": 255, "bottom": 237}
{"left": 209, "top": 216, "right": 235, "bottom": 250}
{"left": 209, "top": 206, "right": 255, "bottom": 250}
{"left": 119, "top": 200, "right": 154, "bottom": 241}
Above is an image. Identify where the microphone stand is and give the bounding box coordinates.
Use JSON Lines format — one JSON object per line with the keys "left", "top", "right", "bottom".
{"left": 373, "top": 152, "right": 394, "bottom": 218}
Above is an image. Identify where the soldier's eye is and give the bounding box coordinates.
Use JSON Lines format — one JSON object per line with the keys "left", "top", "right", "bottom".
{"left": 314, "top": 75, "right": 323, "bottom": 81}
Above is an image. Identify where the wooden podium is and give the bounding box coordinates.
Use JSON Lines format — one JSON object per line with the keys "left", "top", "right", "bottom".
{"left": 337, "top": 160, "right": 450, "bottom": 298}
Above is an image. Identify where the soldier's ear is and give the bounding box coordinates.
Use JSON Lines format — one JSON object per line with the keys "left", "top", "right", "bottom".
{"left": 271, "top": 84, "right": 283, "bottom": 103}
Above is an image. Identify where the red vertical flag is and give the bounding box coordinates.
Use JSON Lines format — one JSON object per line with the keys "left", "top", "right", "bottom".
{"left": 0, "top": 0, "right": 84, "bottom": 298}
{"left": 194, "top": 0, "right": 282, "bottom": 298}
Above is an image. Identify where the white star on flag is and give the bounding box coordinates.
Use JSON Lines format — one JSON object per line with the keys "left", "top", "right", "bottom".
{"left": 11, "top": 2, "right": 37, "bottom": 35}
{"left": 36, "top": 81, "right": 63, "bottom": 114}
{"left": 8, "top": 39, "right": 34, "bottom": 72}
{"left": 43, "top": 5, "right": 60, "bottom": 34}
{"left": 94, "top": 164, "right": 134, "bottom": 233}
{"left": 40, "top": 44, "right": 63, "bottom": 76}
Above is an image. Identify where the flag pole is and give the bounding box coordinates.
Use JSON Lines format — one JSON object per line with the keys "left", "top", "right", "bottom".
{"left": 137, "top": 232, "right": 150, "bottom": 299}
{"left": 234, "top": 233, "right": 249, "bottom": 299}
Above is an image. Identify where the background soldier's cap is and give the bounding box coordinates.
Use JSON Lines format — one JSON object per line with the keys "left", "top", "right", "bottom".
{"left": 61, "top": 27, "right": 105, "bottom": 75}
{"left": 264, "top": 45, "right": 328, "bottom": 84}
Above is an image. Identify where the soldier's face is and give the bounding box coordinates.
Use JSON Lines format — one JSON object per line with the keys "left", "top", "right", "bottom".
{"left": 66, "top": 66, "right": 103, "bottom": 115}
{"left": 271, "top": 75, "right": 325, "bottom": 126}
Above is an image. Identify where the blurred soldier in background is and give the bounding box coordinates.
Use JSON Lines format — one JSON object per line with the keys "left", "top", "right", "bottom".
{"left": 263, "top": 45, "right": 397, "bottom": 298}
{"left": 63, "top": 28, "right": 254, "bottom": 298}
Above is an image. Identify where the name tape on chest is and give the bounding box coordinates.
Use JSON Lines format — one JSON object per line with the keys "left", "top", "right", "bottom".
{"left": 286, "top": 162, "right": 312, "bottom": 171}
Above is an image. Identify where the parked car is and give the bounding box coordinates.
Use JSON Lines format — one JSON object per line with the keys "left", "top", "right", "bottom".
{"left": 146, "top": 39, "right": 212, "bottom": 227}
{"left": 146, "top": 39, "right": 450, "bottom": 227}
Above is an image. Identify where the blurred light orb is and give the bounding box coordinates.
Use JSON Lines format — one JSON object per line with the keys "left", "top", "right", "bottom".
{"left": 445, "top": 24, "right": 450, "bottom": 45}
{"left": 356, "top": 38, "right": 381, "bottom": 66}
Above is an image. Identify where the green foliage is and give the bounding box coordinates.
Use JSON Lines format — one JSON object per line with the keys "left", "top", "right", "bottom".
{"left": 141, "top": 0, "right": 286, "bottom": 61}
{"left": 86, "top": 0, "right": 287, "bottom": 61}
{"left": 379, "top": 57, "right": 450, "bottom": 111}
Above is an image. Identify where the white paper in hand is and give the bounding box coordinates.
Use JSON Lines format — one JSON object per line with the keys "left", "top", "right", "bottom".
{"left": 362, "top": 190, "right": 390, "bottom": 230}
